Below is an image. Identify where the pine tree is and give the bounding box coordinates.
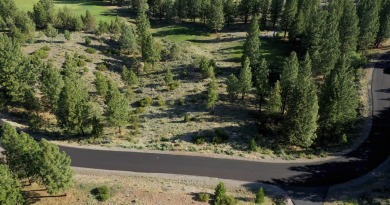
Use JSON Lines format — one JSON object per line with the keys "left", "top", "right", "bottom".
{"left": 141, "top": 31, "right": 161, "bottom": 65}
{"left": 281, "top": 0, "right": 298, "bottom": 37}
{"left": 255, "top": 187, "right": 265, "bottom": 204}
{"left": 136, "top": 0, "right": 150, "bottom": 41}
{"left": 39, "top": 139, "right": 73, "bottom": 195}
{"left": 208, "top": 0, "right": 225, "bottom": 32}
{"left": 270, "top": 0, "right": 284, "bottom": 28}
{"left": 214, "top": 182, "right": 227, "bottom": 202}
{"left": 206, "top": 78, "right": 219, "bottom": 114}
{"left": 122, "top": 66, "right": 139, "bottom": 87}
{"left": 45, "top": 23, "right": 58, "bottom": 43}
{"left": 357, "top": 0, "right": 380, "bottom": 50}
{"left": 56, "top": 73, "right": 90, "bottom": 135}
{"left": 316, "top": 11, "right": 340, "bottom": 77}
{"left": 319, "top": 55, "right": 358, "bottom": 144}
{"left": 0, "top": 165, "right": 24, "bottom": 205}
{"left": 226, "top": 73, "right": 240, "bottom": 101}
{"left": 82, "top": 9, "right": 96, "bottom": 31}
{"left": 269, "top": 80, "right": 282, "bottom": 113}
{"left": 239, "top": 57, "right": 253, "bottom": 100}
{"left": 224, "top": 0, "right": 237, "bottom": 28}
{"left": 64, "top": 30, "right": 71, "bottom": 41}
{"left": 119, "top": 23, "right": 136, "bottom": 54}
{"left": 288, "top": 10, "right": 304, "bottom": 42}
{"left": 105, "top": 82, "right": 130, "bottom": 134}
{"left": 32, "top": 2, "right": 48, "bottom": 28}
{"left": 254, "top": 58, "right": 269, "bottom": 111}
{"left": 164, "top": 68, "right": 174, "bottom": 85}
{"left": 239, "top": 0, "right": 255, "bottom": 24}
{"left": 339, "top": 0, "right": 359, "bottom": 54}
{"left": 259, "top": 0, "right": 270, "bottom": 29}
{"left": 40, "top": 63, "right": 64, "bottom": 112}
{"left": 285, "top": 53, "right": 318, "bottom": 148}
{"left": 280, "top": 52, "right": 299, "bottom": 114}
{"left": 95, "top": 71, "right": 109, "bottom": 98}
{"left": 375, "top": 0, "right": 390, "bottom": 48}
{"left": 243, "top": 15, "right": 261, "bottom": 66}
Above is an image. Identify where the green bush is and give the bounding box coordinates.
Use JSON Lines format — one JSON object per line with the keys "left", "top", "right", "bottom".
{"left": 184, "top": 114, "right": 190, "bottom": 123}
{"left": 156, "top": 95, "right": 165, "bottom": 107}
{"left": 192, "top": 135, "right": 206, "bottom": 145}
{"left": 96, "top": 63, "right": 107, "bottom": 71}
{"left": 91, "top": 186, "right": 111, "bottom": 202}
{"left": 32, "top": 49, "right": 48, "bottom": 59}
{"left": 85, "top": 58, "right": 93, "bottom": 63}
{"left": 139, "top": 97, "right": 153, "bottom": 107}
{"left": 41, "top": 45, "right": 51, "bottom": 51}
{"left": 197, "top": 193, "right": 210, "bottom": 202}
{"left": 168, "top": 80, "right": 180, "bottom": 91}
{"left": 85, "top": 47, "right": 97, "bottom": 54}
{"left": 250, "top": 138, "right": 258, "bottom": 152}
{"left": 255, "top": 187, "right": 265, "bottom": 204}
{"left": 212, "top": 129, "right": 229, "bottom": 144}
{"left": 85, "top": 36, "right": 91, "bottom": 45}
{"left": 215, "top": 195, "right": 237, "bottom": 205}
{"left": 79, "top": 54, "right": 87, "bottom": 59}
{"left": 178, "top": 98, "right": 185, "bottom": 106}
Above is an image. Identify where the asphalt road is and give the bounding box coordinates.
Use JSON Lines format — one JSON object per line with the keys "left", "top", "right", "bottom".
{"left": 59, "top": 51, "right": 390, "bottom": 204}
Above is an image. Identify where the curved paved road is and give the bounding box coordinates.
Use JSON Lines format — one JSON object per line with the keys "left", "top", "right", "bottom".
{"left": 59, "top": 51, "right": 390, "bottom": 204}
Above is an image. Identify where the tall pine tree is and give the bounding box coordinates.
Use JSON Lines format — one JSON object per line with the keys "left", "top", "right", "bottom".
{"left": 339, "top": 0, "right": 359, "bottom": 54}
{"left": 239, "top": 57, "right": 253, "bottom": 100}
{"left": 105, "top": 82, "right": 130, "bottom": 134}
{"left": 208, "top": 0, "right": 225, "bottom": 32}
{"left": 254, "top": 58, "right": 269, "bottom": 111}
{"left": 357, "top": 0, "right": 380, "bottom": 50}
{"left": 242, "top": 15, "right": 261, "bottom": 66}
{"left": 280, "top": 52, "right": 299, "bottom": 114}
{"left": 281, "top": 0, "right": 298, "bottom": 37}
{"left": 375, "top": 0, "right": 390, "bottom": 48}
{"left": 285, "top": 53, "right": 318, "bottom": 148}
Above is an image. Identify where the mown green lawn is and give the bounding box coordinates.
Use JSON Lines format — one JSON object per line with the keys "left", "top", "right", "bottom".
{"left": 15, "top": 0, "right": 117, "bottom": 22}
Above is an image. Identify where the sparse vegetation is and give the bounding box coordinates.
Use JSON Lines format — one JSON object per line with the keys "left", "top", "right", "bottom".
{"left": 91, "top": 186, "right": 111, "bottom": 202}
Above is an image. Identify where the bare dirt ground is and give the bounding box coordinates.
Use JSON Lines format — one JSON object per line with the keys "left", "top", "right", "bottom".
{"left": 22, "top": 168, "right": 288, "bottom": 205}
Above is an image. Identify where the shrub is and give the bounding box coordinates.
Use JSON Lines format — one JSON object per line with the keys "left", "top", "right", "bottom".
{"left": 85, "top": 58, "right": 93, "bottom": 63}
{"left": 178, "top": 98, "right": 185, "bottom": 106}
{"left": 168, "top": 80, "right": 180, "bottom": 91}
{"left": 32, "top": 49, "right": 48, "bottom": 59}
{"left": 85, "top": 47, "right": 97, "bottom": 54}
{"left": 79, "top": 54, "right": 87, "bottom": 59}
{"left": 96, "top": 63, "right": 107, "bottom": 71}
{"left": 197, "top": 193, "right": 210, "bottom": 202}
{"left": 340, "top": 134, "right": 348, "bottom": 144}
{"left": 250, "top": 138, "right": 258, "bottom": 152}
{"left": 215, "top": 195, "right": 237, "bottom": 205}
{"left": 139, "top": 97, "right": 153, "bottom": 107}
{"left": 255, "top": 187, "right": 265, "bottom": 204}
{"left": 41, "top": 45, "right": 51, "bottom": 51}
{"left": 91, "top": 186, "right": 111, "bottom": 202}
{"left": 184, "top": 114, "right": 190, "bottom": 123}
{"left": 85, "top": 36, "right": 91, "bottom": 45}
{"left": 64, "top": 30, "right": 71, "bottom": 41}
{"left": 157, "top": 95, "right": 165, "bottom": 107}
{"left": 77, "top": 59, "right": 86, "bottom": 67}
{"left": 192, "top": 135, "right": 206, "bottom": 145}
{"left": 212, "top": 129, "right": 229, "bottom": 144}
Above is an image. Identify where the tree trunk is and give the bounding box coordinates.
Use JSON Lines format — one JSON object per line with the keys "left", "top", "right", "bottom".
{"left": 118, "top": 126, "right": 122, "bottom": 134}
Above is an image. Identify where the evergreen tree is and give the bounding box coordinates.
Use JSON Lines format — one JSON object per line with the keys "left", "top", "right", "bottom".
{"left": 214, "top": 182, "right": 227, "bottom": 202}
{"left": 95, "top": 71, "right": 109, "bottom": 98}
{"left": 141, "top": 31, "right": 161, "bottom": 65}
{"left": 200, "top": 0, "right": 211, "bottom": 25}
{"left": 122, "top": 66, "right": 139, "bottom": 87}
{"left": 339, "top": 0, "right": 359, "bottom": 54}
{"left": 280, "top": 52, "right": 299, "bottom": 114}
{"left": 357, "top": 0, "right": 380, "bottom": 50}
{"left": 243, "top": 15, "right": 261, "bottom": 66}
{"left": 32, "top": 2, "right": 48, "bottom": 28}
{"left": 0, "top": 165, "right": 24, "bottom": 205}
{"left": 375, "top": 0, "right": 390, "bottom": 48}
{"left": 269, "top": 80, "right": 282, "bottom": 113}
{"left": 82, "top": 10, "right": 96, "bottom": 31}
{"left": 224, "top": 0, "right": 237, "bottom": 28}
{"left": 40, "top": 63, "right": 64, "bottom": 112}
{"left": 254, "top": 58, "right": 269, "bottom": 111}
{"left": 288, "top": 10, "right": 304, "bottom": 42}
{"left": 281, "top": 0, "right": 298, "bottom": 37}
{"left": 136, "top": 0, "right": 150, "bottom": 41}
{"left": 255, "top": 187, "right": 265, "bottom": 204}
{"left": 206, "top": 78, "right": 219, "bottom": 114}
{"left": 208, "top": 0, "right": 225, "bottom": 32}
{"left": 64, "top": 30, "right": 71, "bottom": 41}
{"left": 105, "top": 82, "right": 130, "bottom": 134}
{"left": 239, "top": 58, "right": 253, "bottom": 100}
{"left": 239, "top": 0, "right": 255, "bottom": 24}
{"left": 45, "top": 23, "right": 58, "bottom": 43}
{"left": 270, "top": 0, "right": 284, "bottom": 28}
{"left": 285, "top": 53, "right": 318, "bottom": 148}
{"left": 164, "top": 68, "right": 174, "bottom": 85}
{"left": 119, "top": 23, "right": 137, "bottom": 54}
{"left": 319, "top": 55, "right": 359, "bottom": 144}
{"left": 259, "top": 0, "right": 270, "bottom": 29}
{"left": 226, "top": 73, "right": 240, "bottom": 101}
{"left": 317, "top": 11, "right": 340, "bottom": 77}
{"left": 39, "top": 139, "right": 73, "bottom": 195}
{"left": 56, "top": 72, "right": 90, "bottom": 135}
